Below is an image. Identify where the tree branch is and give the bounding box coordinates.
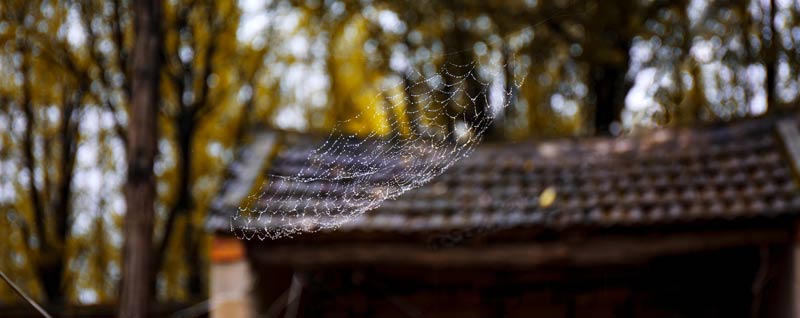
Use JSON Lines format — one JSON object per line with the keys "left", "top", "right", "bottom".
{"left": 18, "top": 40, "right": 48, "bottom": 252}
{"left": 54, "top": 84, "right": 86, "bottom": 246}
{"left": 79, "top": 1, "right": 129, "bottom": 145}
{"left": 191, "top": 5, "right": 221, "bottom": 123}
{"left": 112, "top": 0, "right": 131, "bottom": 100}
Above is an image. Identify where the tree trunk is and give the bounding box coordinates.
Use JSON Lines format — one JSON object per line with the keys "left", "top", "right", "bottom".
{"left": 587, "top": 0, "right": 634, "bottom": 136}
{"left": 591, "top": 62, "right": 629, "bottom": 135}
{"left": 119, "top": 0, "right": 162, "bottom": 317}
{"left": 19, "top": 39, "right": 63, "bottom": 304}
{"left": 401, "top": 72, "right": 422, "bottom": 136}
{"left": 155, "top": 113, "right": 192, "bottom": 269}
{"left": 766, "top": 0, "right": 778, "bottom": 109}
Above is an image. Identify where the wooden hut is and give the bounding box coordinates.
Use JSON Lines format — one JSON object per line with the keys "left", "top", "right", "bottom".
{"left": 207, "top": 114, "right": 800, "bottom": 317}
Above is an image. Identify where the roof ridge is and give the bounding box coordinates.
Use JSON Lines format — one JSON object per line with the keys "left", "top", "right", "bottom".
{"left": 482, "top": 113, "right": 791, "bottom": 147}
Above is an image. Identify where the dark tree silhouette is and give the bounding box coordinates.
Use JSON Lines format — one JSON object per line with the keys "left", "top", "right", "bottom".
{"left": 119, "top": 0, "right": 162, "bottom": 316}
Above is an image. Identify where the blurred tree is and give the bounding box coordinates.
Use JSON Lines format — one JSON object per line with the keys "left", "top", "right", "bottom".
{"left": 0, "top": 0, "right": 93, "bottom": 304}
{"left": 120, "top": 0, "right": 160, "bottom": 315}
{"left": 290, "top": 0, "right": 800, "bottom": 137}
{"left": 0, "top": 0, "right": 267, "bottom": 305}
{"left": 158, "top": 0, "right": 272, "bottom": 298}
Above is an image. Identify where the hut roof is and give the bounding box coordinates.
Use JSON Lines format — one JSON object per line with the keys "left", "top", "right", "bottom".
{"left": 207, "top": 114, "right": 800, "bottom": 237}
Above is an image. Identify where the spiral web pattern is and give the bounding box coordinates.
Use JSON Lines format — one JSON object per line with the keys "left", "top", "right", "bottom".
{"left": 233, "top": 57, "right": 523, "bottom": 240}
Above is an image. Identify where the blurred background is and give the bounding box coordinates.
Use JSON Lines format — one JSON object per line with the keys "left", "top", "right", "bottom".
{"left": 1, "top": 0, "right": 800, "bottom": 315}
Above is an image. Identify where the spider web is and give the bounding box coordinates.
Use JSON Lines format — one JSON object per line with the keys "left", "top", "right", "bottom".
{"left": 233, "top": 54, "right": 523, "bottom": 240}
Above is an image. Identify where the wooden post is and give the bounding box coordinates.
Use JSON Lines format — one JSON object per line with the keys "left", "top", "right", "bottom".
{"left": 210, "top": 236, "right": 254, "bottom": 318}
{"left": 793, "top": 222, "right": 800, "bottom": 318}
{"left": 119, "top": 0, "right": 162, "bottom": 317}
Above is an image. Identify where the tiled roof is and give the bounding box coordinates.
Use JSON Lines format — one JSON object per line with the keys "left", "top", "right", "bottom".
{"left": 207, "top": 115, "right": 800, "bottom": 234}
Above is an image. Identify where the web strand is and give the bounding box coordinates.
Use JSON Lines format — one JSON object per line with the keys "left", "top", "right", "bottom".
{"left": 233, "top": 55, "right": 522, "bottom": 240}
